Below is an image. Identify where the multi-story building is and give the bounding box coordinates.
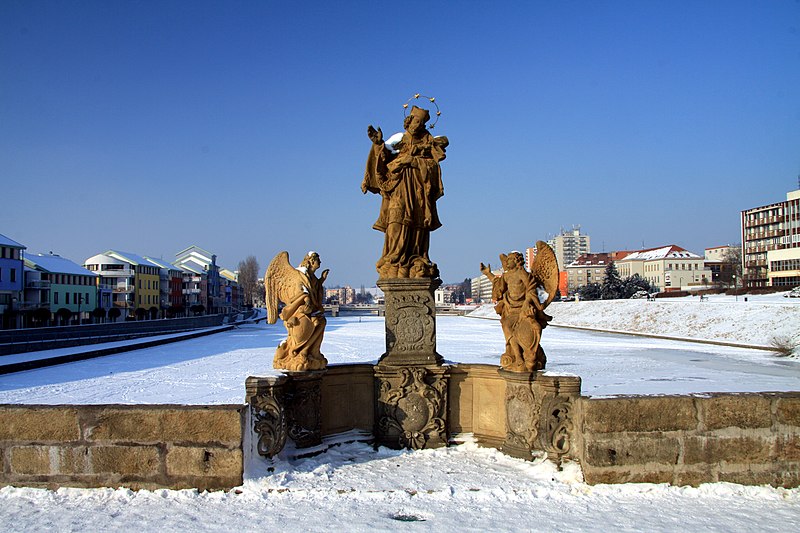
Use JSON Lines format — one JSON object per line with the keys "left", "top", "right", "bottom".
{"left": 434, "top": 286, "right": 454, "bottom": 306}
{"left": 564, "top": 253, "right": 614, "bottom": 295}
{"left": 471, "top": 269, "right": 502, "bottom": 303}
{"left": 25, "top": 253, "right": 98, "bottom": 325}
{"left": 529, "top": 226, "right": 591, "bottom": 270}
{"left": 0, "top": 234, "right": 26, "bottom": 329}
{"left": 21, "top": 265, "right": 51, "bottom": 325}
{"left": 144, "top": 256, "right": 185, "bottom": 315}
{"left": 741, "top": 189, "right": 800, "bottom": 288}
{"left": 175, "top": 246, "right": 235, "bottom": 314}
{"left": 84, "top": 250, "right": 161, "bottom": 319}
{"left": 616, "top": 245, "right": 711, "bottom": 292}
{"left": 704, "top": 245, "right": 740, "bottom": 286}
{"left": 325, "top": 286, "right": 355, "bottom": 305}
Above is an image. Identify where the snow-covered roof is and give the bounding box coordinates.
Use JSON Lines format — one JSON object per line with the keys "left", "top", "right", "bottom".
{"left": 0, "top": 233, "right": 25, "bottom": 249}
{"left": 25, "top": 253, "right": 97, "bottom": 277}
{"left": 618, "top": 245, "right": 700, "bottom": 261}
{"left": 105, "top": 250, "right": 153, "bottom": 266}
{"left": 143, "top": 255, "right": 180, "bottom": 271}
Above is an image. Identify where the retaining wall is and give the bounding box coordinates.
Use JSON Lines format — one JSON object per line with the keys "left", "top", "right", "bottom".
{"left": 0, "top": 404, "right": 244, "bottom": 490}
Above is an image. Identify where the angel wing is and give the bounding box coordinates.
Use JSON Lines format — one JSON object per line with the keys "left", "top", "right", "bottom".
{"left": 531, "top": 241, "right": 559, "bottom": 309}
{"left": 264, "top": 251, "right": 306, "bottom": 324}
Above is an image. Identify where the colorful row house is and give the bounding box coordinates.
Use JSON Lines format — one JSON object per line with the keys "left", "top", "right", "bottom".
{"left": 0, "top": 234, "right": 26, "bottom": 329}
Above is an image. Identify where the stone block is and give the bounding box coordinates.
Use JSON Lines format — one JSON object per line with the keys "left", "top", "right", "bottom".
{"left": 717, "top": 468, "right": 795, "bottom": 487}
{"left": 321, "top": 368, "right": 374, "bottom": 435}
{"left": 583, "top": 468, "right": 674, "bottom": 485}
{"left": 583, "top": 397, "right": 697, "bottom": 433}
{"left": 776, "top": 397, "right": 800, "bottom": 427}
{"left": 87, "top": 407, "right": 242, "bottom": 445}
{"left": 683, "top": 436, "right": 772, "bottom": 464}
{"left": 165, "top": 446, "right": 242, "bottom": 478}
{"left": 700, "top": 395, "right": 772, "bottom": 430}
{"left": 473, "top": 377, "right": 506, "bottom": 439}
{"left": 89, "top": 445, "right": 160, "bottom": 476}
{"left": 673, "top": 468, "right": 716, "bottom": 487}
{"left": 10, "top": 446, "right": 51, "bottom": 475}
{"left": 585, "top": 436, "right": 680, "bottom": 467}
{"left": 0, "top": 407, "right": 79, "bottom": 441}
{"left": 774, "top": 434, "right": 800, "bottom": 462}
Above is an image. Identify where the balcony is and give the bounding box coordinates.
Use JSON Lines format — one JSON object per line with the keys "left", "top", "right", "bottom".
{"left": 25, "top": 280, "right": 51, "bottom": 289}
{"left": 183, "top": 288, "right": 201, "bottom": 295}
{"left": 113, "top": 285, "right": 134, "bottom": 293}
{"left": 17, "top": 301, "right": 50, "bottom": 311}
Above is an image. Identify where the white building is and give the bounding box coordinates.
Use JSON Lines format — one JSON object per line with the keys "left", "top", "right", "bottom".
{"left": 616, "top": 245, "right": 712, "bottom": 292}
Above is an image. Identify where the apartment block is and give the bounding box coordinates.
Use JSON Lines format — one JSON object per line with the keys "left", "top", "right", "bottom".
{"left": 740, "top": 189, "right": 800, "bottom": 288}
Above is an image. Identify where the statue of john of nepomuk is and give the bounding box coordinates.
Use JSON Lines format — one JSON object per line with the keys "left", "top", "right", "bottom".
{"left": 362, "top": 105, "right": 449, "bottom": 279}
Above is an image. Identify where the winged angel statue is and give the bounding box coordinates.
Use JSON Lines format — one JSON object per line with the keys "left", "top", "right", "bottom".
{"left": 265, "top": 251, "right": 328, "bottom": 371}
{"left": 480, "top": 241, "right": 559, "bottom": 372}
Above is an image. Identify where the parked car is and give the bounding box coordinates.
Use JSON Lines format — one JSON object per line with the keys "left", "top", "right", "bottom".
{"left": 785, "top": 287, "right": 800, "bottom": 298}
{"left": 630, "top": 290, "right": 649, "bottom": 299}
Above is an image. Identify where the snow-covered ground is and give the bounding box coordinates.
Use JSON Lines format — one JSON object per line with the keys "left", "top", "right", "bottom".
{"left": 0, "top": 314, "right": 798, "bottom": 403}
{"left": 2, "top": 436, "right": 798, "bottom": 532}
{"left": 470, "top": 291, "right": 800, "bottom": 352}
{"left": 1, "top": 299, "right": 798, "bottom": 531}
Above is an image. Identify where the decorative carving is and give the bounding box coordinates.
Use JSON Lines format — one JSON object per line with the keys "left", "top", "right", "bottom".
{"left": 480, "top": 242, "right": 559, "bottom": 372}
{"left": 250, "top": 390, "right": 287, "bottom": 458}
{"left": 504, "top": 382, "right": 539, "bottom": 452}
{"left": 539, "top": 395, "right": 574, "bottom": 463}
{"left": 362, "top": 98, "right": 449, "bottom": 279}
{"left": 265, "top": 251, "right": 329, "bottom": 371}
{"left": 378, "top": 278, "right": 442, "bottom": 366}
{"left": 375, "top": 366, "right": 448, "bottom": 449}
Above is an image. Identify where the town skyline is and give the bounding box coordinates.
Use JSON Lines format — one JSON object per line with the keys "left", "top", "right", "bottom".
{"left": 2, "top": 2, "right": 799, "bottom": 287}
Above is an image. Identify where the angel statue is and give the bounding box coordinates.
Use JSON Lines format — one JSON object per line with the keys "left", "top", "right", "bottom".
{"left": 265, "top": 251, "right": 329, "bottom": 372}
{"left": 362, "top": 102, "right": 448, "bottom": 279}
{"left": 480, "top": 242, "right": 559, "bottom": 372}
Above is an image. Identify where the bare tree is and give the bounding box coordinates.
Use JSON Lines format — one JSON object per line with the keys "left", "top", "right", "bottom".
{"left": 237, "top": 255, "right": 261, "bottom": 307}
{"left": 720, "top": 245, "right": 743, "bottom": 288}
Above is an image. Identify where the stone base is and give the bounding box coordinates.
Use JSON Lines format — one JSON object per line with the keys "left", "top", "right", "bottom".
{"left": 374, "top": 365, "right": 449, "bottom": 450}
{"left": 245, "top": 370, "right": 326, "bottom": 457}
{"left": 377, "top": 278, "right": 443, "bottom": 366}
{"left": 498, "top": 369, "right": 581, "bottom": 464}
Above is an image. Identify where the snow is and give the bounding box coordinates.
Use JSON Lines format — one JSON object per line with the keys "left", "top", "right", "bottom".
{"left": 0, "top": 298, "right": 799, "bottom": 530}
{"left": 1, "top": 437, "right": 798, "bottom": 532}
{"left": 471, "top": 292, "right": 800, "bottom": 352}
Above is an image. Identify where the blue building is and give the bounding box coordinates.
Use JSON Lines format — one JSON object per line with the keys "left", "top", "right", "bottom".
{"left": 0, "top": 233, "right": 26, "bottom": 329}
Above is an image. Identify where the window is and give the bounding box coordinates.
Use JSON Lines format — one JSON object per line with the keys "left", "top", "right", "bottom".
{"left": 0, "top": 268, "right": 2, "bottom": 282}
{"left": 86, "top": 292, "right": 89, "bottom": 304}
{"left": 54, "top": 292, "right": 59, "bottom": 304}
{"left": 66, "top": 293, "right": 70, "bottom": 305}
{"left": 10, "top": 268, "right": 15, "bottom": 283}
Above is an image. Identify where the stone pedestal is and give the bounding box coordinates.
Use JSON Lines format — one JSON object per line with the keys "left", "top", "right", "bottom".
{"left": 376, "top": 278, "right": 443, "bottom": 366}
{"left": 374, "top": 365, "right": 449, "bottom": 450}
{"left": 499, "top": 370, "right": 581, "bottom": 464}
{"left": 245, "top": 370, "right": 326, "bottom": 457}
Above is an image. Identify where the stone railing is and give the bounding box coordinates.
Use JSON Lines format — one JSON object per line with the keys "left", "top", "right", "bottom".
{"left": 1, "top": 364, "right": 798, "bottom": 491}
{"left": 578, "top": 393, "right": 800, "bottom": 487}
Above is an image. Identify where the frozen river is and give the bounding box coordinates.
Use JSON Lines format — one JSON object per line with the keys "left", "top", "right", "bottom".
{"left": 0, "top": 316, "right": 797, "bottom": 404}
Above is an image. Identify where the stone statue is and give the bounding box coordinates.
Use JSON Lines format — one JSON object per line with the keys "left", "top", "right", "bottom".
{"left": 362, "top": 104, "right": 449, "bottom": 279}
{"left": 265, "top": 251, "right": 328, "bottom": 371}
{"left": 480, "top": 242, "right": 559, "bottom": 372}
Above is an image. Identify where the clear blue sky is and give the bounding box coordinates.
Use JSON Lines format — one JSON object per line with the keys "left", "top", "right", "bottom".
{"left": 2, "top": 1, "right": 799, "bottom": 286}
